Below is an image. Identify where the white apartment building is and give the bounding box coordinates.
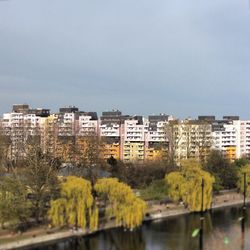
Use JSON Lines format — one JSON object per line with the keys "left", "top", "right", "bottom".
{"left": 3, "top": 112, "right": 24, "bottom": 158}
{"left": 146, "top": 115, "right": 173, "bottom": 144}
{"left": 212, "top": 120, "right": 240, "bottom": 160}
{"left": 23, "top": 114, "right": 41, "bottom": 136}
{"left": 235, "top": 120, "right": 250, "bottom": 158}
{"left": 173, "top": 120, "right": 212, "bottom": 161}
{"left": 146, "top": 121, "right": 168, "bottom": 143}
{"left": 78, "top": 115, "right": 98, "bottom": 136}
{"left": 2, "top": 112, "right": 43, "bottom": 158}
{"left": 58, "top": 113, "right": 76, "bottom": 137}
{"left": 121, "top": 119, "right": 146, "bottom": 162}
{"left": 239, "top": 121, "right": 250, "bottom": 157}
{"left": 123, "top": 119, "right": 145, "bottom": 142}
{"left": 100, "top": 123, "right": 120, "bottom": 137}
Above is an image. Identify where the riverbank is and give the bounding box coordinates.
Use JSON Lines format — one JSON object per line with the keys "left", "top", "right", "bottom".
{"left": 0, "top": 191, "right": 248, "bottom": 250}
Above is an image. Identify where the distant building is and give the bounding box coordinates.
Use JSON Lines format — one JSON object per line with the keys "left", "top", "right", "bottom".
{"left": 145, "top": 114, "right": 170, "bottom": 161}
{"left": 100, "top": 110, "right": 126, "bottom": 160}
{"left": 2, "top": 104, "right": 248, "bottom": 163}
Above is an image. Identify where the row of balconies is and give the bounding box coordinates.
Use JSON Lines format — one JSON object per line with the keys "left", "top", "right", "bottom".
{"left": 124, "top": 144, "right": 144, "bottom": 148}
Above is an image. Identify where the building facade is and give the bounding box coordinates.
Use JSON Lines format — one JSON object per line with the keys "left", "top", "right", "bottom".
{"left": 1, "top": 104, "right": 249, "bottom": 163}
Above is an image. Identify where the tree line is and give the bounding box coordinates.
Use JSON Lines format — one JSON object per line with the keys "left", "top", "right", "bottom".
{"left": 0, "top": 132, "right": 250, "bottom": 232}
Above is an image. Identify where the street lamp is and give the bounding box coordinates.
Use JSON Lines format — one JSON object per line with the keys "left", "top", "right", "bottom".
{"left": 199, "top": 178, "right": 204, "bottom": 250}
{"left": 241, "top": 173, "right": 247, "bottom": 250}
{"left": 191, "top": 178, "right": 205, "bottom": 249}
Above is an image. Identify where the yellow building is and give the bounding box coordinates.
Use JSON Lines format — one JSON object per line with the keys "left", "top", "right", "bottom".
{"left": 41, "top": 115, "right": 58, "bottom": 156}
{"left": 224, "top": 146, "right": 236, "bottom": 161}
{"left": 102, "top": 142, "right": 120, "bottom": 160}
{"left": 145, "top": 148, "right": 167, "bottom": 161}
{"left": 123, "top": 142, "right": 144, "bottom": 162}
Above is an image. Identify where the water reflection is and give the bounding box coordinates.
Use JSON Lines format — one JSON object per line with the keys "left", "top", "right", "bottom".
{"left": 33, "top": 205, "right": 250, "bottom": 250}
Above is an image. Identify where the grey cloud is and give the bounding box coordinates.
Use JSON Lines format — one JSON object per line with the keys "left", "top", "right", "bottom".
{"left": 0, "top": 0, "right": 250, "bottom": 118}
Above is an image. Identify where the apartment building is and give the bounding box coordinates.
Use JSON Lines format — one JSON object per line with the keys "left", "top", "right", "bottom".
{"left": 121, "top": 117, "right": 145, "bottom": 162}
{"left": 3, "top": 104, "right": 250, "bottom": 163}
{"left": 78, "top": 113, "right": 98, "bottom": 136}
{"left": 40, "top": 114, "right": 58, "bottom": 156}
{"left": 145, "top": 114, "right": 170, "bottom": 161}
{"left": 238, "top": 120, "right": 250, "bottom": 158}
{"left": 56, "top": 107, "right": 99, "bottom": 161}
{"left": 211, "top": 117, "right": 240, "bottom": 161}
{"left": 100, "top": 110, "right": 126, "bottom": 160}
{"left": 1, "top": 105, "right": 50, "bottom": 159}
{"left": 57, "top": 107, "right": 78, "bottom": 137}
{"left": 2, "top": 112, "right": 24, "bottom": 158}
{"left": 172, "top": 118, "right": 212, "bottom": 162}
{"left": 211, "top": 117, "right": 250, "bottom": 161}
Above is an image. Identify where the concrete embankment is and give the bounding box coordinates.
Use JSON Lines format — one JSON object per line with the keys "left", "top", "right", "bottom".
{"left": 0, "top": 192, "right": 248, "bottom": 250}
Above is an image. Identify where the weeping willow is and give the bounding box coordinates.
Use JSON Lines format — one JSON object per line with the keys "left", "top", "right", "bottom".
{"left": 165, "top": 160, "right": 215, "bottom": 212}
{"left": 48, "top": 176, "right": 98, "bottom": 231}
{"left": 94, "top": 178, "right": 146, "bottom": 229}
{"left": 238, "top": 164, "right": 250, "bottom": 197}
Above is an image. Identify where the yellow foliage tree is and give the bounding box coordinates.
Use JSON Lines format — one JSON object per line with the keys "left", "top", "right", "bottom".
{"left": 48, "top": 176, "right": 98, "bottom": 231}
{"left": 94, "top": 178, "right": 146, "bottom": 229}
{"left": 238, "top": 164, "right": 250, "bottom": 197}
{"left": 165, "top": 160, "right": 215, "bottom": 211}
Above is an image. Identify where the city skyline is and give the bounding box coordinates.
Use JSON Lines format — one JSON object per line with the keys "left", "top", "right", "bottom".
{"left": 1, "top": 103, "right": 249, "bottom": 162}
{"left": 0, "top": 103, "right": 245, "bottom": 120}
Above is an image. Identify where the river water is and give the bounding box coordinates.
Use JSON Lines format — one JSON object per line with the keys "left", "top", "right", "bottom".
{"left": 32, "top": 205, "right": 250, "bottom": 250}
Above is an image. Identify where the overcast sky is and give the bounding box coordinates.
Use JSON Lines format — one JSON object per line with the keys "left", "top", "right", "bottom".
{"left": 0, "top": 0, "right": 250, "bottom": 118}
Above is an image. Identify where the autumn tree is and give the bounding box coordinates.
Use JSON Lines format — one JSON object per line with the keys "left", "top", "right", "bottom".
{"left": 94, "top": 178, "right": 146, "bottom": 229}
{"left": 19, "top": 144, "right": 60, "bottom": 223}
{"left": 48, "top": 176, "right": 98, "bottom": 231}
{"left": 165, "top": 159, "right": 215, "bottom": 211}
{"left": 76, "top": 135, "right": 107, "bottom": 183}
{"left": 0, "top": 125, "right": 11, "bottom": 174}
{"left": 55, "top": 136, "right": 76, "bottom": 163}
{"left": 164, "top": 120, "right": 180, "bottom": 167}
{"left": 164, "top": 120, "right": 212, "bottom": 166}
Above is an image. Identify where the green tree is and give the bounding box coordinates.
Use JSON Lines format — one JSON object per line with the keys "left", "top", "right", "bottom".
{"left": 165, "top": 160, "right": 215, "bottom": 211}
{"left": 234, "top": 157, "right": 249, "bottom": 168}
{"left": 112, "top": 161, "right": 167, "bottom": 189}
{"left": 204, "top": 150, "right": 238, "bottom": 190}
{"left": 0, "top": 128, "right": 11, "bottom": 174}
{"left": 48, "top": 176, "right": 98, "bottom": 231}
{"left": 94, "top": 178, "right": 146, "bottom": 229}
{"left": 140, "top": 179, "right": 169, "bottom": 201}
{"left": 238, "top": 164, "right": 250, "bottom": 197}
{"left": 0, "top": 176, "right": 31, "bottom": 228}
